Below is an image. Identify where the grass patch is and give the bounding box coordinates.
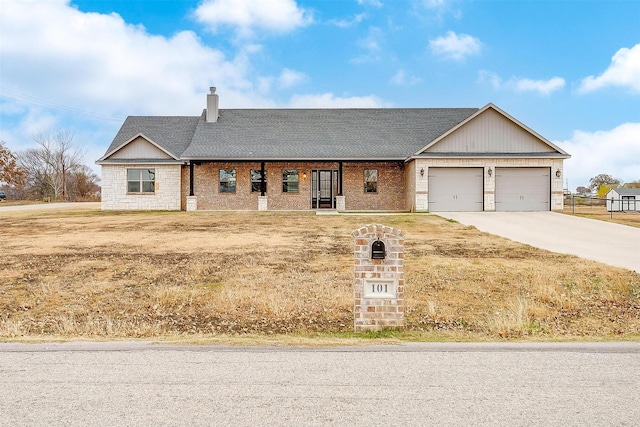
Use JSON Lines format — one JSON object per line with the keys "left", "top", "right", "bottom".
{"left": 1, "top": 208, "right": 639, "bottom": 342}
{"left": 562, "top": 204, "right": 640, "bottom": 228}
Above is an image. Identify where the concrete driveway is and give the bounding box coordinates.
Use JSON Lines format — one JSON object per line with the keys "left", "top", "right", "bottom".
{"left": 437, "top": 211, "right": 640, "bottom": 273}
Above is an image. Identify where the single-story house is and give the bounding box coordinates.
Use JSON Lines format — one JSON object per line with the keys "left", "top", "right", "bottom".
{"left": 97, "top": 88, "right": 570, "bottom": 212}
{"left": 606, "top": 188, "right": 640, "bottom": 212}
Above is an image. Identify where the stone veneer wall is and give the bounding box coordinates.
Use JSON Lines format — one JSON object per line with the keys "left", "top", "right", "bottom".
{"left": 180, "top": 161, "right": 406, "bottom": 211}
{"left": 411, "top": 158, "right": 565, "bottom": 212}
{"left": 352, "top": 224, "right": 405, "bottom": 332}
{"left": 101, "top": 164, "right": 181, "bottom": 210}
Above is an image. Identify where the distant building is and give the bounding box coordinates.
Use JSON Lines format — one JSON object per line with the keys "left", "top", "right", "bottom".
{"left": 606, "top": 188, "right": 640, "bottom": 212}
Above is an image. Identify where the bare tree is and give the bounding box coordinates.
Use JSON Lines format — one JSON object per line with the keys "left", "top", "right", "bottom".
{"left": 66, "top": 165, "right": 101, "bottom": 201}
{"left": 19, "top": 130, "right": 85, "bottom": 201}
{"left": 588, "top": 173, "right": 621, "bottom": 191}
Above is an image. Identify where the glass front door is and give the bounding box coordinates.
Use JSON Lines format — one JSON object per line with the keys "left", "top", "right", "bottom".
{"left": 311, "top": 170, "right": 338, "bottom": 209}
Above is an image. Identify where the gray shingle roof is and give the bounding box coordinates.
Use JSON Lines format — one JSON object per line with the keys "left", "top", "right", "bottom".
{"left": 614, "top": 188, "right": 640, "bottom": 196}
{"left": 101, "top": 108, "right": 480, "bottom": 162}
{"left": 104, "top": 116, "right": 200, "bottom": 159}
{"left": 183, "top": 108, "right": 479, "bottom": 160}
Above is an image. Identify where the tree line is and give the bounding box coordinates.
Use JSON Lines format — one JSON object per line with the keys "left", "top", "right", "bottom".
{"left": 575, "top": 174, "right": 640, "bottom": 197}
{"left": 0, "top": 130, "right": 100, "bottom": 202}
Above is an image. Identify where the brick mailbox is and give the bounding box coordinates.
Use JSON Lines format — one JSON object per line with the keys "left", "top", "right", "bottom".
{"left": 352, "top": 224, "right": 405, "bottom": 332}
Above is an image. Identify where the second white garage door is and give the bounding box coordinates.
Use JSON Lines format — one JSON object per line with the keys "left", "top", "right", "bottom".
{"left": 428, "top": 167, "right": 484, "bottom": 212}
{"left": 495, "top": 167, "right": 550, "bottom": 211}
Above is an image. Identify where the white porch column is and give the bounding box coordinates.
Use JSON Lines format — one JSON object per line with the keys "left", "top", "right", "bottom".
{"left": 258, "top": 195, "right": 268, "bottom": 211}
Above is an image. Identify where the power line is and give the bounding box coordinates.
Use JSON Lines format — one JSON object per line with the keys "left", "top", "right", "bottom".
{"left": 0, "top": 87, "right": 124, "bottom": 123}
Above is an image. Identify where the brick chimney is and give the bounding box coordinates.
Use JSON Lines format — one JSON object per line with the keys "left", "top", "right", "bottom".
{"left": 206, "top": 87, "right": 219, "bottom": 123}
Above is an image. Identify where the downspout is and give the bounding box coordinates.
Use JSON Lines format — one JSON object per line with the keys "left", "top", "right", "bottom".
{"left": 260, "top": 161, "right": 266, "bottom": 196}
{"left": 338, "top": 162, "right": 343, "bottom": 196}
{"left": 189, "top": 162, "right": 195, "bottom": 197}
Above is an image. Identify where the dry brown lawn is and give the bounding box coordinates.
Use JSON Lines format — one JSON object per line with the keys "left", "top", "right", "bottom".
{"left": 1, "top": 207, "right": 639, "bottom": 342}
{"left": 562, "top": 200, "right": 640, "bottom": 228}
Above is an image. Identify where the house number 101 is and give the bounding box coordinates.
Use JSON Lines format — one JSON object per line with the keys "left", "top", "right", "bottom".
{"left": 371, "top": 283, "right": 388, "bottom": 293}
{"left": 363, "top": 279, "right": 397, "bottom": 299}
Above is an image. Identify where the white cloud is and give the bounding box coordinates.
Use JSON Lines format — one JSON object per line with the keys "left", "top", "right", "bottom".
{"left": 422, "top": 0, "right": 448, "bottom": 7}
{"left": 429, "top": 31, "right": 481, "bottom": 60}
{"left": 478, "top": 71, "right": 565, "bottom": 96}
{"left": 557, "top": 123, "right": 640, "bottom": 188}
{"left": 0, "top": 0, "right": 264, "bottom": 117}
{"left": 329, "top": 13, "right": 367, "bottom": 28}
{"left": 278, "top": 68, "right": 307, "bottom": 89}
{"left": 0, "top": 0, "right": 291, "bottom": 160}
{"left": 350, "top": 27, "right": 385, "bottom": 63}
{"left": 254, "top": 68, "right": 306, "bottom": 95}
{"left": 389, "top": 70, "right": 422, "bottom": 87}
{"left": 194, "top": 0, "right": 312, "bottom": 37}
{"left": 357, "top": 0, "right": 383, "bottom": 7}
{"left": 477, "top": 70, "right": 502, "bottom": 89}
{"left": 514, "top": 77, "right": 566, "bottom": 96}
{"left": 579, "top": 44, "right": 640, "bottom": 94}
{"left": 287, "top": 93, "right": 388, "bottom": 108}
{"left": 0, "top": 0, "right": 397, "bottom": 164}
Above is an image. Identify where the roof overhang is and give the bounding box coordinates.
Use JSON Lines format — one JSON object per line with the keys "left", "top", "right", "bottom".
{"left": 406, "top": 152, "right": 571, "bottom": 161}
{"left": 96, "top": 159, "right": 185, "bottom": 166}
{"left": 182, "top": 157, "right": 407, "bottom": 162}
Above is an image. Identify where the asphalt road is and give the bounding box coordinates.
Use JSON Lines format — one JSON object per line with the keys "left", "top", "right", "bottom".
{"left": 437, "top": 211, "right": 640, "bottom": 273}
{"left": 1, "top": 342, "right": 639, "bottom": 426}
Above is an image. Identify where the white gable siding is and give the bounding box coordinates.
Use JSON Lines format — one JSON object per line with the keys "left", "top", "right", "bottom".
{"left": 101, "top": 164, "right": 181, "bottom": 210}
{"left": 425, "top": 108, "right": 555, "bottom": 154}
{"left": 109, "top": 136, "right": 173, "bottom": 159}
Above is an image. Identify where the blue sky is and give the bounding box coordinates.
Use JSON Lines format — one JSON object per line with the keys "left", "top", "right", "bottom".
{"left": 1, "top": 0, "right": 638, "bottom": 189}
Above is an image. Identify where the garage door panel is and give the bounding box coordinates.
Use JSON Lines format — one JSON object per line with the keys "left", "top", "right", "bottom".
{"left": 428, "top": 167, "right": 483, "bottom": 212}
{"left": 495, "top": 167, "right": 550, "bottom": 211}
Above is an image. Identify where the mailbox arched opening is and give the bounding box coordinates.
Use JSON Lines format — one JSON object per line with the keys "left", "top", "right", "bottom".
{"left": 371, "top": 239, "right": 386, "bottom": 260}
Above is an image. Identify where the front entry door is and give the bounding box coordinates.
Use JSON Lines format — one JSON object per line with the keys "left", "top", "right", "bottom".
{"left": 311, "top": 170, "right": 338, "bottom": 209}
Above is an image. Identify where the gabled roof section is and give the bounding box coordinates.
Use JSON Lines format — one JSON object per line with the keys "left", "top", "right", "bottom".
{"left": 97, "top": 134, "right": 177, "bottom": 163}
{"left": 412, "top": 103, "right": 570, "bottom": 158}
{"left": 97, "top": 116, "right": 199, "bottom": 164}
{"left": 610, "top": 188, "right": 640, "bottom": 196}
{"left": 180, "top": 108, "right": 478, "bottom": 161}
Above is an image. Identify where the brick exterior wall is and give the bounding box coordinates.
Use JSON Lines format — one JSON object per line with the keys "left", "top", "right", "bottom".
{"left": 181, "top": 161, "right": 406, "bottom": 211}
{"left": 342, "top": 162, "right": 405, "bottom": 211}
{"left": 352, "top": 224, "right": 405, "bottom": 332}
{"left": 101, "top": 164, "right": 181, "bottom": 210}
{"left": 102, "top": 159, "right": 565, "bottom": 212}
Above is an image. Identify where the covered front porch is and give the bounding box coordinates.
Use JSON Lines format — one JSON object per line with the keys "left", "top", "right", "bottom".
{"left": 180, "top": 160, "right": 406, "bottom": 211}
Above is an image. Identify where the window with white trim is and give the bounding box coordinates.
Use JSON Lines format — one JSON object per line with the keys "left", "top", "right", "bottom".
{"left": 127, "top": 169, "right": 155, "bottom": 193}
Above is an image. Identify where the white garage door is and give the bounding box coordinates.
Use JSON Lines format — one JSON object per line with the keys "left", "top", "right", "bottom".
{"left": 495, "top": 167, "right": 550, "bottom": 211}
{"left": 428, "top": 167, "right": 484, "bottom": 212}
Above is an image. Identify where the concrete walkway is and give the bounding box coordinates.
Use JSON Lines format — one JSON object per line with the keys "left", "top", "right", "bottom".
{"left": 437, "top": 211, "right": 640, "bottom": 273}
